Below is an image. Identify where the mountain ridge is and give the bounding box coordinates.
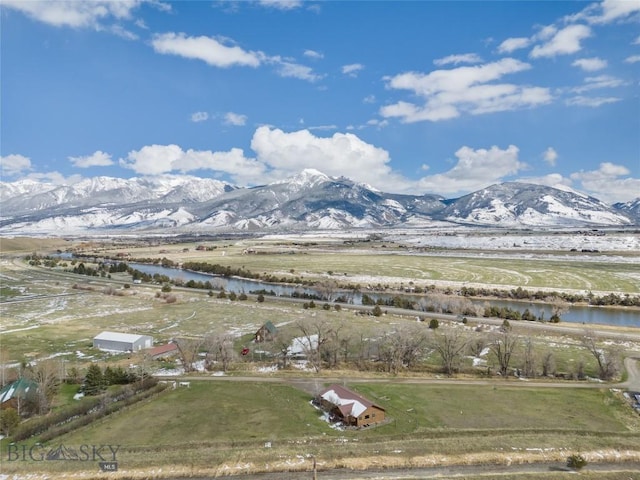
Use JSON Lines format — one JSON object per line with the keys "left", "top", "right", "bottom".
{"left": 1, "top": 172, "right": 636, "bottom": 235}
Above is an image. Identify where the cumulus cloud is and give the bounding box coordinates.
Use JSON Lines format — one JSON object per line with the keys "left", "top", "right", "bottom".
{"left": 572, "top": 57, "right": 607, "bottom": 71}
{"left": 119, "top": 144, "right": 266, "bottom": 184}
{"left": 342, "top": 63, "right": 364, "bottom": 77}
{"left": 191, "top": 111, "right": 209, "bottom": 123}
{"left": 518, "top": 173, "right": 572, "bottom": 189}
{"left": 625, "top": 55, "right": 640, "bottom": 64}
{"left": 249, "top": 126, "right": 404, "bottom": 187}
{"left": 569, "top": 0, "right": 640, "bottom": 24}
{"left": 380, "top": 58, "right": 551, "bottom": 123}
{"left": 1, "top": 0, "right": 142, "bottom": 28}
{"left": 543, "top": 147, "right": 558, "bottom": 166}
{"left": 433, "top": 53, "right": 483, "bottom": 66}
{"left": 571, "top": 162, "right": 640, "bottom": 203}
{"left": 151, "top": 32, "right": 262, "bottom": 68}
{"left": 1, "top": 154, "right": 32, "bottom": 177}
{"left": 530, "top": 24, "right": 591, "bottom": 58}
{"left": 497, "top": 37, "right": 531, "bottom": 54}
{"left": 68, "top": 151, "right": 113, "bottom": 168}
{"left": 224, "top": 112, "right": 247, "bottom": 126}
{"left": 416, "top": 145, "right": 527, "bottom": 196}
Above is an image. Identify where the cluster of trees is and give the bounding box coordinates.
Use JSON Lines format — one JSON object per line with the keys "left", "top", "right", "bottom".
{"left": 82, "top": 364, "right": 140, "bottom": 396}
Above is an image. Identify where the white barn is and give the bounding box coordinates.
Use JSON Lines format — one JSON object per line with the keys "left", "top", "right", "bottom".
{"left": 93, "top": 331, "right": 153, "bottom": 352}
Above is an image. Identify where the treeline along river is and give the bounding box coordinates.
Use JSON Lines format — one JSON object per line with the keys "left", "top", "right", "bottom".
{"left": 126, "top": 262, "right": 639, "bottom": 327}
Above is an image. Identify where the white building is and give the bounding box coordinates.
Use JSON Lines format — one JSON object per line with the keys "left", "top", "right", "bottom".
{"left": 93, "top": 331, "right": 153, "bottom": 352}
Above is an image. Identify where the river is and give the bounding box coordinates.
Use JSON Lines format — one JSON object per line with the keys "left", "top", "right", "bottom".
{"left": 129, "top": 263, "right": 639, "bottom": 327}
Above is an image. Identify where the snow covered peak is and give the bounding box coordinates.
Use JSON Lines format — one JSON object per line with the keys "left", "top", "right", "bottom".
{"left": 283, "top": 169, "right": 331, "bottom": 188}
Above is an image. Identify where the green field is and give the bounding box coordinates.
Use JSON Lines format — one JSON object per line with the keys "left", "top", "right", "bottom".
{"left": 3, "top": 381, "right": 637, "bottom": 476}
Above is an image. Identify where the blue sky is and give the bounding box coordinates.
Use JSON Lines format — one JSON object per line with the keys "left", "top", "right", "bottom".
{"left": 1, "top": 0, "right": 639, "bottom": 203}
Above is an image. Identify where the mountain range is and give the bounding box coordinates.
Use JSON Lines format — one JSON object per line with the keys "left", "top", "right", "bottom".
{"left": 1, "top": 169, "right": 637, "bottom": 235}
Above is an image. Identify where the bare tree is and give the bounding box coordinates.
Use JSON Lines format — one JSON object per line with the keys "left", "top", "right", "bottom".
{"left": 469, "top": 336, "right": 488, "bottom": 358}
{"left": 205, "top": 333, "right": 236, "bottom": 372}
{"left": 378, "top": 325, "right": 427, "bottom": 374}
{"left": 522, "top": 337, "right": 537, "bottom": 378}
{"left": 175, "top": 337, "right": 205, "bottom": 373}
{"left": 432, "top": 328, "right": 468, "bottom": 376}
{"left": 296, "top": 318, "right": 333, "bottom": 373}
{"left": 25, "top": 359, "right": 59, "bottom": 415}
{"left": 491, "top": 330, "right": 519, "bottom": 376}
{"left": 581, "top": 331, "right": 621, "bottom": 381}
{"left": 541, "top": 351, "right": 556, "bottom": 377}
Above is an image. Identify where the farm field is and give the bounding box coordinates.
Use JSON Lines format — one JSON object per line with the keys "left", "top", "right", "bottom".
{"left": 3, "top": 381, "right": 640, "bottom": 477}
{"left": 82, "top": 235, "right": 640, "bottom": 294}
{"left": 1, "top": 235, "right": 639, "bottom": 479}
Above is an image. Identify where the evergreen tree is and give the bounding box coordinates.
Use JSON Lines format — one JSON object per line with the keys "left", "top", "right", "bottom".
{"left": 84, "top": 364, "right": 105, "bottom": 396}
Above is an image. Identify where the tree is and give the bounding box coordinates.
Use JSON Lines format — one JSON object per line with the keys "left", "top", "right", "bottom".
{"left": 161, "top": 283, "right": 172, "bottom": 293}
{"left": 296, "top": 318, "right": 332, "bottom": 373}
{"left": 581, "top": 331, "right": 621, "bottom": 380}
{"left": 491, "top": 330, "right": 518, "bottom": 376}
{"left": 372, "top": 305, "right": 382, "bottom": 317}
{"left": 175, "top": 337, "right": 205, "bottom": 373}
{"left": 83, "top": 364, "right": 106, "bottom": 396}
{"left": 257, "top": 293, "right": 265, "bottom": 303}
{"left": 428, "top": 318, "right": 439, "bottom": 329}
{"left": 205, "top": 333, "right": 236, "bottom": 372}
{"left": 26, "top": 359, "right": 60, "bottom": 414}
{"left": 522, "top": 337, "right": 537, "bottom": 378}
{"left": 0, "top": 408, "right": 20, "bottom": 437}
{"left": 432, "top": 328, "right": 468, "bottom": 376}
{"left": 541, "top": 351, "right": 556, "bottom": 377}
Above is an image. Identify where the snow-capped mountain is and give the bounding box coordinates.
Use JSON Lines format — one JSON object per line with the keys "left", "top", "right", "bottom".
{"left": 613, "top": 198, "right": 640, "bottom": 224}
{"left": 0, "top": 172, "right": 635, "bottom": 235}
{"left": 442, "top": 182, "right": 631, "bottom": 227}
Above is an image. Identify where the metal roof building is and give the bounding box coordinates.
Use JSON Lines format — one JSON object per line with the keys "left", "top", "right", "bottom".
{"left": 93, "top": 331, "right": 153, "bottom": 352}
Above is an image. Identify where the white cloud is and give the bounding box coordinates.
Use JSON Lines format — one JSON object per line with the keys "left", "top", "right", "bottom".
{"left": 624, "top": 55, "right": 640, "bottom": 64}
{"left": 342, "top": 63, "right": 364, "bottom": 77}
{"left": 565, "top": 95, "right": 621, "bottom": 107}
{"left": 191, "top": 111, "right": 209, "bottom": 123}
{"left": 497, "top": 37, "right": 532, "bottom": 54}
{"left": 151, "top": 32, "right": 262, "bottom": 68}
{"left": 272, "top": 59, "right": 323, "bottom": 82}
{"left": 249, "top": 126, "right": 404, "bottom": 187}
{"left": 572, "top": 74, "right": 626, "bottom": 93}
{"left": 416, "top": 145, "right": 527, "bottom": 196}
{"left": 518, "top": 173, "right": 572, "bottom": 188}
{"left": 1, "top": 154, "right": 32, "bottom": 176}
{"left": 635, "top": 35, "right": 640, "bottom": 45}
{"left": 1, "top": 0, "right": 141, "bottom": 29}
{"left": 380, "top": 58, "right": 551, "bottom": 123}
{"left": 25, "top": 171, "right": 84, "bottom": 186}
{"left": 543, "top": 147, "right": 558, "bottom": 166}
{"left": 307, "top": 124, "right": 338, "bottom": 131}
{"left": 68, "top": 151, "right": 113, "bottom": 168}
{"left": 303, "top": 49, "right": 324, "bottom": 59}
{"left": 433, "top": 53, "right": 483, "bottom": 66}
{"left": 119, "top": 144, "right": 265, "bottom": 184}
{"left": 530, "top": 24, "right": 591, "bottom": 58}
{"left": 363, "top": 94, "right": 376, "bottom": 104}
{"left": 258, "top": 0, "right": 303, "bottom": 10}
{"left": 569, "top": 0, "right": 640, "bottom": 24}
{"left": 224, "top": 112, "right": 248, "bottom": 126}
{"left": 571, "top": 162, "right": 640, "bottom": 203}
{"left": 572, "top": 57, "right": 607, "bottom": 71}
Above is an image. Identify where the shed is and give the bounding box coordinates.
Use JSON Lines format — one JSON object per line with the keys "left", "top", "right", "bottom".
{"left": 147, "top": 342, "right": 179, "bottom": 359}
{"left": 317, "top": 384, "right": 385, "bottom": 427}
{"left": 93, "top": 331, "right": 153, "bottom": 352}
{"left": 254, "top": 321, "right": 277, "bottom": 343}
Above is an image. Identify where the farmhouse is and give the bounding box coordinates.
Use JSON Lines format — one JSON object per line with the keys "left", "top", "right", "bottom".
{"left": 93, "top": 331, "right": 153, "bottom": 352}
{"left": 317, "top": 384, "right": 386, "bottom": 427}
{"left": 0, "top": 378, "right": 38, "bottom": 411}
{"left": 254, "top": 321, "right": 277, "bottom": 343}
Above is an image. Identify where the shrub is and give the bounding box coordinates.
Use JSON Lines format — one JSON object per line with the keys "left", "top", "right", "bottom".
{"left": 238, "top": 293, "right": 248, "bottom": 301}
{"left": 372, "top": 305, "right": 382, "bottom": 317}
{"left": 322, "top": 303, "right": 331, "bottom": 310}
{"left": 257, "top": 294, "right": 265, "bottom": 303}
{"left": 429, "top": 318, "right": 439, "bottom": 329}
{"left": 567, "top": 454, "right": 587, "bottom": 470}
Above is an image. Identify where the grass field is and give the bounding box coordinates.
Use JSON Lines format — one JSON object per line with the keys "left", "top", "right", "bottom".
{"left": 84, "top": 238, "right": 640, "bottom": 293}
{"left": 3, "top": 381, "right": 638, "bottom": 477}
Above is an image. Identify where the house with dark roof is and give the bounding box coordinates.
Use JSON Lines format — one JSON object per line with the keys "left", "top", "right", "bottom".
{"left": 317, "top": 384, "right": 386, "bottom": 427}
{"left": 254, "top": 321, "right": 277, "bottom": 343}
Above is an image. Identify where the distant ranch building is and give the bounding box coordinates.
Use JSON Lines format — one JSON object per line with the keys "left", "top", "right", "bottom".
{"left": 93, "top": 331, "right": 153, "bottom": 352}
